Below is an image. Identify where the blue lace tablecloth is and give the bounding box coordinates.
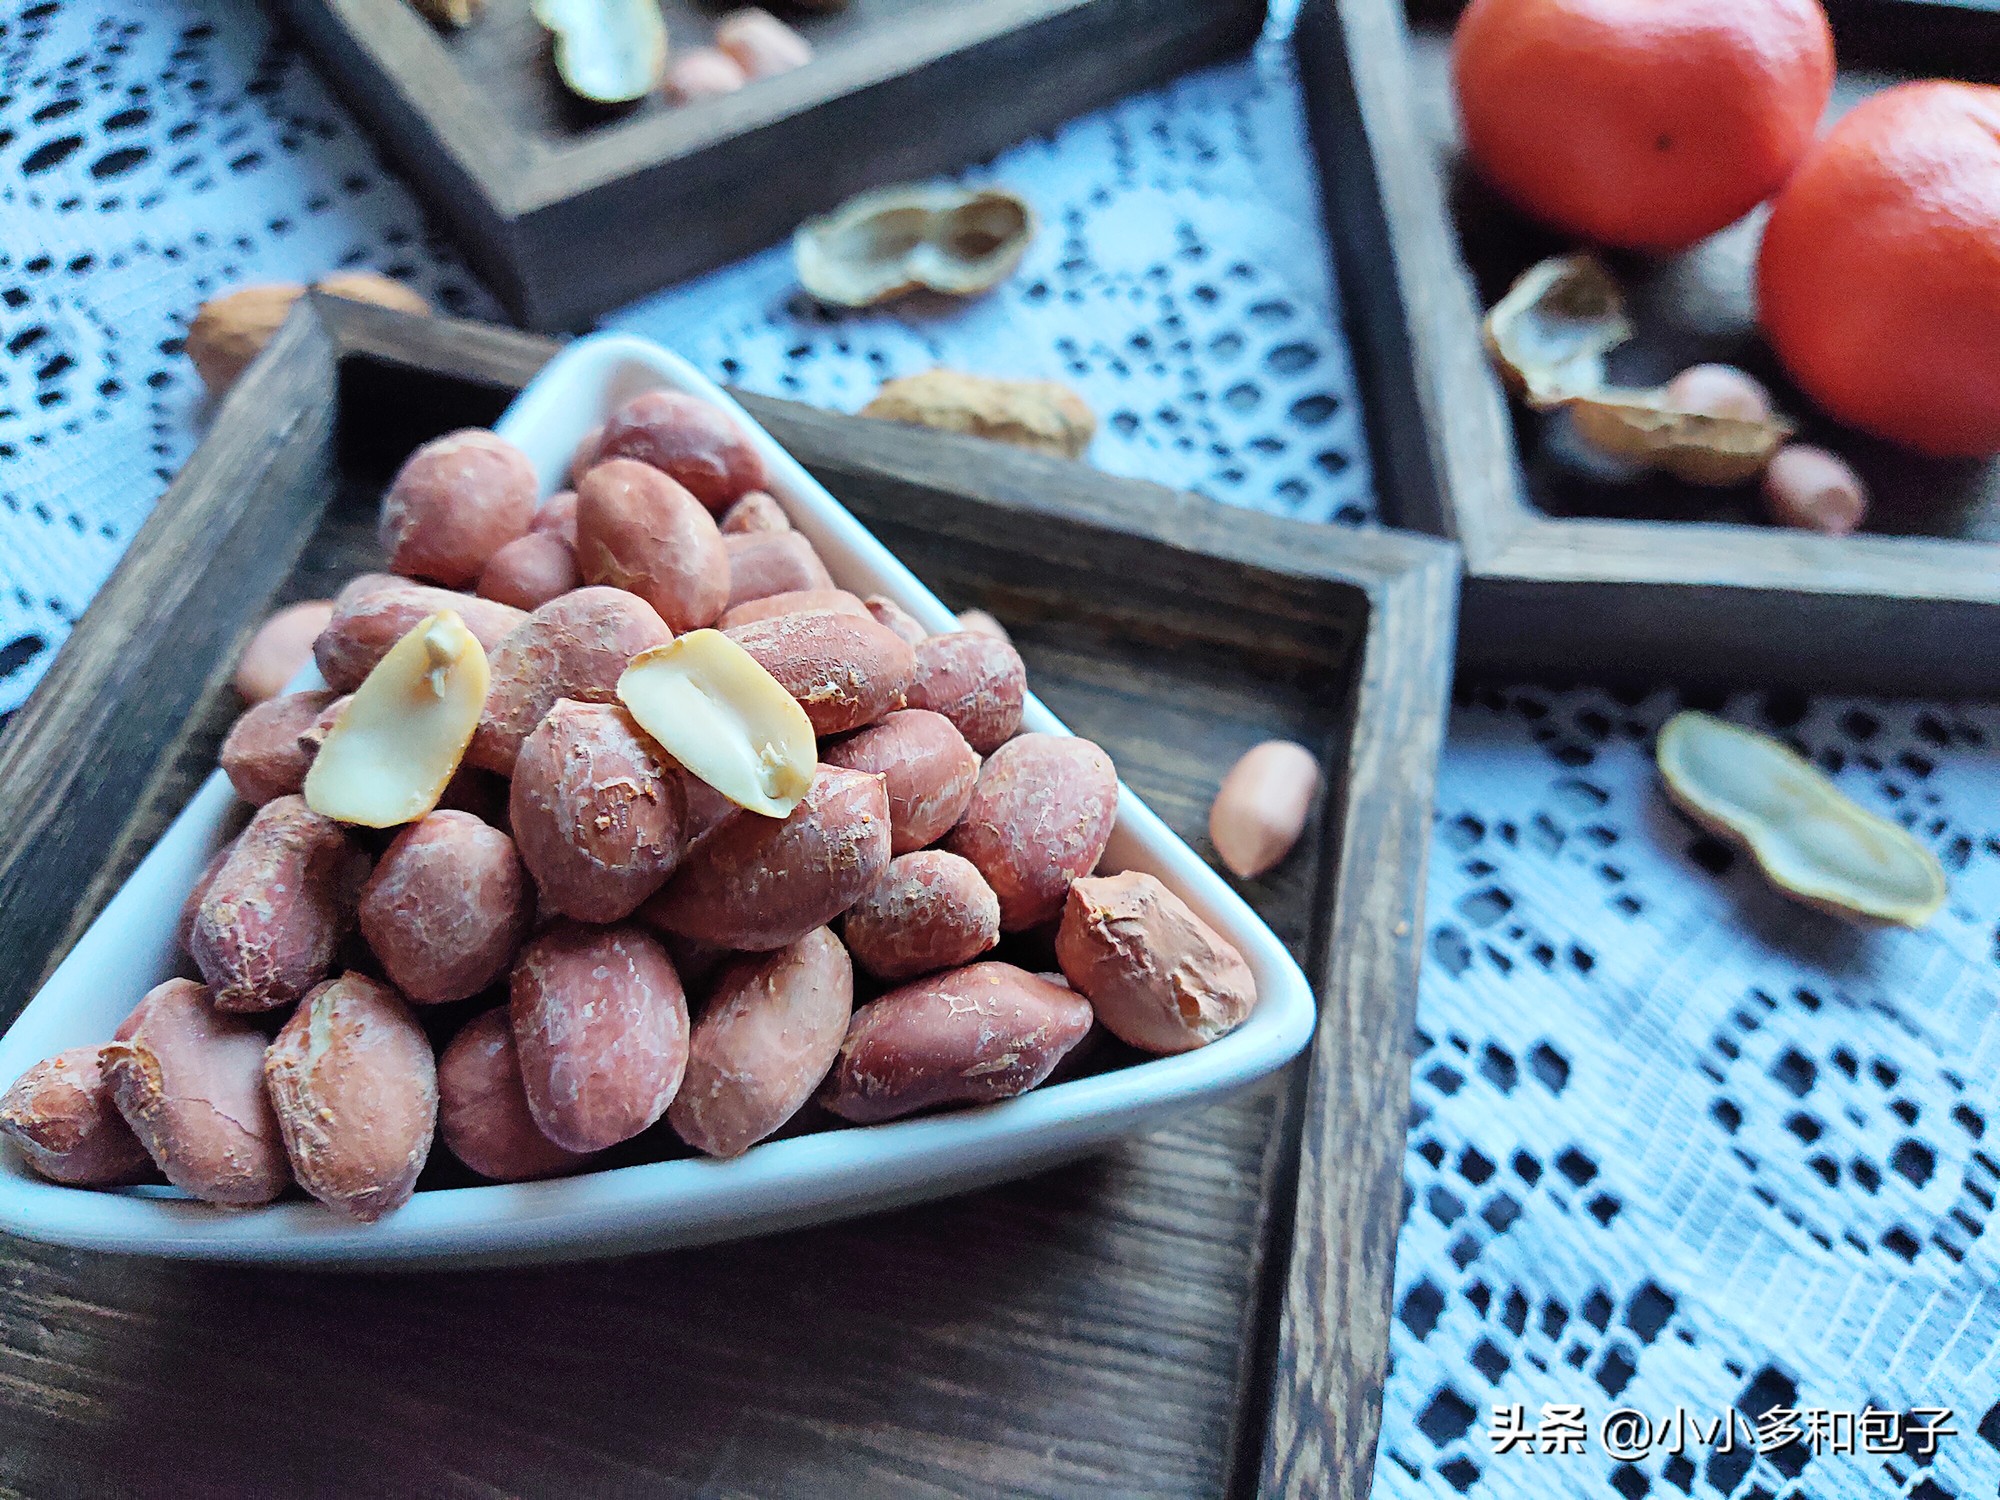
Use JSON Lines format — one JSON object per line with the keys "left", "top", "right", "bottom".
{"left": 3, "top": 2, "right": 1997, "bottom": 1495}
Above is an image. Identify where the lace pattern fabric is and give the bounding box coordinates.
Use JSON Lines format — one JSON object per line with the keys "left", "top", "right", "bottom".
{"left": 1382, "top": 687, "right": 2000, "bottom": 1498}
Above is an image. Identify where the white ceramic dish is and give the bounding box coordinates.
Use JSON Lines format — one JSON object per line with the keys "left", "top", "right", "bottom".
{"left": 0, "top": 334, "right": 1316, "bottom": 1267}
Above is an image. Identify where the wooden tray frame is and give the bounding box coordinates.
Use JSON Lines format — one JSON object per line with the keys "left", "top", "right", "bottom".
{"left": 268, "top": 0, "right": 1265, "bottom": 331}
{"left": 0, "top": 296, "right": 1455, "bottom": 1499}
{"left": 1295, "top": 0, "right": 2000, "bottom": 696}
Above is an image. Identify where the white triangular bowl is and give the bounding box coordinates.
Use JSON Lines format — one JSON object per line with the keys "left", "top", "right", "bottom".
{"left": 0, "top": 334, "right": 1316, "bottom": 1268}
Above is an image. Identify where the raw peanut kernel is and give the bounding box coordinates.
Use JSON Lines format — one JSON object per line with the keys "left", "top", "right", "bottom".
{"left": 103, "top": 978, "right": 291, "bottom": 1206}
{"left": 220, "top": 689, "right": 338, "bottom": 805}
{"left": 314, "top": 581, "right": 524, "bottom": 694}
{"left": 665, "top": 46, "right": 748, "bottom": 101}
{"left": 594, "top": 390, "right": 769, "bottom": 513}
{"left": 470, "top": 586, "right": 672, "bottom": 776}
{"left": 645, "top": 765, "right": 891, "bottom": 952}
{"left": 669, "top": 927, "right": 853, "bottom": 1158}
{"left": 946, "top": 733, "right": 1119, "bottom": 930}
{"left": 190, "top": 796, "right": 363, "bottom": 1013}
{"left": 438, "top": 1009, "right": 597, "bottom": 1182}
{"left": 305, "top": 610, "right": 490, "bottom": 828}
{"left": 1209, "top": 740, "right": 1320, "bottom": 880}
{"left": 716, "top": 8, "right": 813, "bottom": 79}
{"left": 821, "top": 962, "right": 1093, "bottom": 1123}
{"left": 842, "top": 850, "right": 1000, "bottom": 981}
{"left": 1762, "top": 444, "right": 1869, "bottom": 535}
{"left": 574, "top": 458, "right": 730, "bottom": 632}
{"left": 821, "top": 708, "right": 979, "bottom": 854}
{"left": 618, "top": 629, "right": 816, "bottom": 818}
{"left": 722, "top": 530, "right": 833, "bottom": 610}
{"left": 510, "top": 923, "right": 690, "bottom": 1153}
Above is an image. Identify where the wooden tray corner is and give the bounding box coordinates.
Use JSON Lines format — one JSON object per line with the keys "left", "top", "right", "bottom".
{"left": 0, "top": 295, "right": 1455, "bottom": 1500}
{"left": 270, "top": 0, "right": 1267, "bottom": 330}
{"left": 1296, "top": 0, "right": 2000, "bottom": 696}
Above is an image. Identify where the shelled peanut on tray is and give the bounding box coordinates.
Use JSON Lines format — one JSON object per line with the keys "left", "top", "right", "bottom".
{"left": 0, "top": 388, "right": 1264, "bottom": 1223}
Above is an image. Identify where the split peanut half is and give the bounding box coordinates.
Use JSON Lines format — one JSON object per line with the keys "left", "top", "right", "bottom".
{"left": 618, "top": 629, "right": 817, "bottom": 818}
{"left": 304, "top": 611, "right": 490, "bottom": 828}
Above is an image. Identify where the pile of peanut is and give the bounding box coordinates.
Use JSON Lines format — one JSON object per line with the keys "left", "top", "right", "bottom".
{"left": 0, "top": 390, "right": 1259, "bottom": 1222}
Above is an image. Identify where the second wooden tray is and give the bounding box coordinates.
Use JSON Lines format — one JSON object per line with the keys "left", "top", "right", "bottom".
{"left": 1296, "top": 0, "right": 2000, "bottom": 696}
{"left": 0, "top": 297, "right": 1455, "bottom": 1498}
{"left": 270, "top": 0, "right": 1266, "bottom": 330}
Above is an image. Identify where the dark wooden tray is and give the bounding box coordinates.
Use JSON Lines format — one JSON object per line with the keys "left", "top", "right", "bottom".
{"left": 1295, "top": 0, "right": 2000, "bottom": 695}
{"left": 0, "top": 297, "right": 1455, "bottom": 1499}
{"left": 268, "top": 0, "right": 1265, "bottom": 330}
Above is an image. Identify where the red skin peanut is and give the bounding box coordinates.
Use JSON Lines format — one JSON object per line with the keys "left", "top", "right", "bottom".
{"left": 333, "top": 572, "right": 404, "bottom": 607}
{"left": 359, "top": 811, "right": 535, "bottom": 1004}
{"left": 718, "top": 490, "right": 789, "bottom": 535}
{"left": 594, "top": 390, "right": 769, "bottom": 513}
{"left": 469, "top": 586, "right": 673, "bottom": 776}
{"left": 190, "top": 794, "right": 367, "bottom": 1012}
{"left": 717, "top": 9, "right": 813, "bottom": 79}
{"left": 821, "top": 709, "right": 979, "bottom": 854}
{"left": 568, "top": 426, "right": 605, "bottom": 487}
{"left": 668, "top": 927, "right": 853, "bottom": 1158}
{"left": 724, "top": 611, "right": 916, "bottom": 737}
{"left": 645, "top": 766, "right": 891, "bottom": 952}
{"left": 842, "top": 851, "right": 1001, "bottom": 981}
{"left": 220, "top": 689, "right": 338, "bottom": 805}
{"left": 314, "top": 582, "right": 527, "bottom": 694}
{"left": 905, "top": 631, "right": 1026, "bottom": 754}
{"left": 233, "top": 601, "right": 335, "bottom": 703}
{"left": 438, "top": 1009, "right": 597, "bottom": 1182}
{"left": 510, "top": 923, "right": 690, "bottom": 1153}
{"left": 718, "top": 589, "right": 869, "bottom": 630}
{"left": 666, "top": 47, "right": 749, "bottom": 102}
{"left": 531, "top": 490, "right": 580, "bottom": 546}
{"left": 722, "top": 531, "right": 834, "bottom": 611}
{"left": 0, "top": 1045, "right": 153, "bottom": 1186}
{"left": 864, "top": 595, "right": 930, "bottom": 648}
{"left": 675, "top": 768, "right": 743, "bottom": 850}
{"left": 1055, "top": 871, "right": 1257, "bottom": 1054}
{"left": 176, "top": 841, "right": 234, "bottom": 961}
{"left": 296, "top": 694, "right": 348, "bottom": 761}
{"left": 476, "top": 532, "right": 581, "bottom": 611}
{"left": 574, "top": 458, "right": 730, "bottom": 633}
{"left": 509, "top": 701, "right": 689, "bottom": 923}
{"left": 379, "top": 428, "right": 538, "bottom": 586}
{"left": 945, "top": 734, "right": 1119, "bottom": 931}
{"left": 265, "top": 973, "right": 438, "bottom": 1221}
{"left": 821, "top": 963, "right": 1093, "bottom": 1124}
{"left": 102, "top": 978, "right": 291, "bottom": 1206}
